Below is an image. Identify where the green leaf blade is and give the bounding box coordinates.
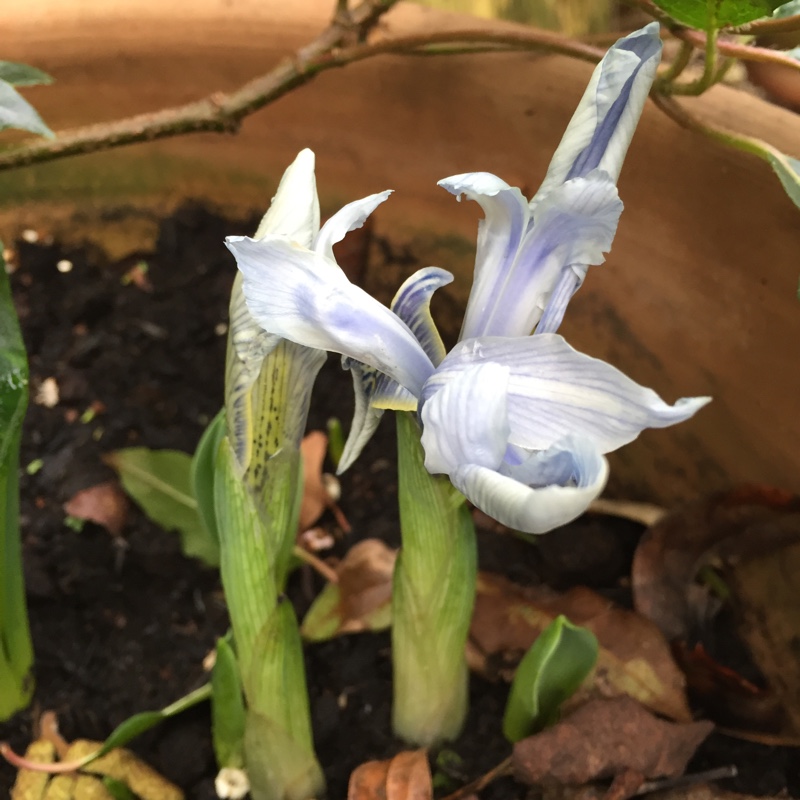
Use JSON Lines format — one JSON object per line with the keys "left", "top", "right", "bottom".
{"left": 212, "top": 636, "right": 246, "bottom": 770}
{"left": 106, "top": 447, "right": 219, "bottom": 566}
{"left": 0, "top": 80, "right": 53, "bottom": 137}
{"left": 503, "top": 615, "right": 599, "bottom": 743}
{"left": 653, "top": 0, "right": 787, "bottom": 29}
{"left": 0, "top": 61, "right": 53, "bottom": 87}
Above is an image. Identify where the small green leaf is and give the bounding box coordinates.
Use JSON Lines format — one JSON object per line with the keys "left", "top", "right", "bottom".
{"left": 653, "top": 0, "right": 787, "bottom": 29}
{"left": 92, "top": 684, "right": 211, "bottom": 760}
{"left": 0, "top": 61, "right": 53, "bottom": 87}
{"left": 0, "top": 80, "right": 53, "bottom": 137}
{"left": 765, "top": 150, "right": 800, "bottom": 209}
{"left": 190, "top": 409, "right": 226, "bottom": 548}
{"left": 502, "top": 615, "right": 598, "bottom": 743}
{"left": 212, "top": 636, "right": 246, "bottom": 769}
{"left": 102, "top": 776, "right": 140, "bottom": 800}
{"left": 326, "top": 417, "right": 345, "bottom": 469}
{"left": 105, "top": 447, "right": 219, "bottom": 566}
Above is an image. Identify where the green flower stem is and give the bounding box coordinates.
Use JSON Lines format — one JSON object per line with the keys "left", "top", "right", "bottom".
{"left": 0, "top": 428, "right": 34, "bottom": 719}
{"left": 392, "top": 412, "right": 477, "bottom": 746}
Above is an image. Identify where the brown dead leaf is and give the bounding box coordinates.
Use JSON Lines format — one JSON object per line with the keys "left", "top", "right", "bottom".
{"left": 632, "top": 485, "right": 800, "bottom": 641}
{"left": 512, "top": 696, "right": 713, "bottom": 788}
{"left": 633, "top": 486, "right": 800, "bottom": 737}
{"left": 301, "top": 539, "right": 396, "bottom": 640}
{"left": 63, "top": 481, "right": 129, "bottom": 537}
{"left": 469, "top": 572, "right": 691, "bottom": 721}
{"left": 348, "top": 750, "right": 432, "bottom": 800}
{"left": 299, "top": 431, "right": 350, "bottom": 532}
{"left": 672, "top": 642, "right": 783, "bottom": 733}
{"left": 717, "top": 514, "right": 800, "bottom": 735}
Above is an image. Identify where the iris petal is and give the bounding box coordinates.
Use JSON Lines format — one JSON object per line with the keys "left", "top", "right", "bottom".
{"left": 254, "top": 148, "right": 320, "bottom": 246}
{"left": 420, "top": 362, "right": 511, "bottom": 475}
{"left": 532, "top": 23, "right": 662, "bottom": 205}
{"left": 390, "top": 267, "right": 453, "bottom": 365}
{"left": 486, "top": 174, "right": 623, "bottom": 338}
{"left": 424, "top": 334, "right": 711, "bottom": 453}
{"left": 315, "top": 190, "right": 393, "bottom": 262}
{"left": 451, "top": 436, "right": 609, "bottom": 534}
{"left": 437, "top": 172, "right": 531, "bottom": 341}
{"left": 228, "top": 236, "right": 435, "bottom": 396}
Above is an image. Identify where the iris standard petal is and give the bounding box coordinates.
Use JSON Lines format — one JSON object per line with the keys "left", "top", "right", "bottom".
{"left": 450, "top": 436, "right": 609, "bottom": 534}
{"left": 532, "top": 23, "right": 662, "bottom": 206}
{"left": 228, "top": 235, "right": 435, "bottom": 396}
{"left": 254, "top": 148, "right": 320, "bottom": 246}
{"left": 314, "top": 190, "right": 393, "bottom": 262}
{"left": 438, "top": 172, "right": 531, "bottom": 341}
{"left": 420, "top": 362, "right": 511, "bottom": 476}
{"left": 481, "top": 174, "right": 623, "bottom": 338}
{"left": 390, "top": 267, "right": 453, "bottom": 366}
{"left": 424, "top": 335, "right": 711, "bottom": 453}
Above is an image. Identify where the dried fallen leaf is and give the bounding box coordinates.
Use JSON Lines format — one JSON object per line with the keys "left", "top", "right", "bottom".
{"left": 512, "top": 696, "right": 713, "bottom": 788}
{"left": 469, "top": 573, "right": 691, "bottom": 721}
{"left": 63, "top": 481, "right": 129, "bottom": 537}
{"left": 299, "top": 431, "right": 350, "bottom": 532}
{"left": 10, "top": 734, "right": 183, "bottom": 800}
{"left": 348, "top": 750, "right": 432, "bottom": 800}
{"left": 633, "top": 486, "right": 800, "bottom": 737}
{"left": 632, "top": 485, "right": 800, "bottom": 641}
{"left": 302, "top": 539, "right": 396, "bottom": 640}
{"left": 717, "top": 514, "right": 800, "bottom": 735}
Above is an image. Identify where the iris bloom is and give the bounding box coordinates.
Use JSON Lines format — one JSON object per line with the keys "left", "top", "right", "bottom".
{"left": 226, "top": 23, "right": 710, "bottom": 534}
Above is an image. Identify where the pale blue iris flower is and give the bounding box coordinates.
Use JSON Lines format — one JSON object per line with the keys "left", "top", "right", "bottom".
{"left": 225, "top": 23, "right": 710, "bottom": 534}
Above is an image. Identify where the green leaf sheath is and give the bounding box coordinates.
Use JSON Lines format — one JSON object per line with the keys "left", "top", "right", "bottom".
{"left": 191, "top": 409, "right": 227, "bottom": 550}
{"left": 652, "top": 0, "right": 787, "bottom": 28}
{"left": 392, "top": 412, "right": 477, "bottom": 746}
{"left": 212, "top": 636, "right": 246, "bottom": 770}
{"left": 502, "top": 615, "right": 599, "bottom": 743}
{"left": 0, "top": 246, "right": 33, "bottom": 720}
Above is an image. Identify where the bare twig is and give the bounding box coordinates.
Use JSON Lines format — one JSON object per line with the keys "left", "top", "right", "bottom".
{"left": 0, "top": 0, "right": 400, "bottom": 173}
{"left": 0, "top": 14, "right": 608, "bottom": 174}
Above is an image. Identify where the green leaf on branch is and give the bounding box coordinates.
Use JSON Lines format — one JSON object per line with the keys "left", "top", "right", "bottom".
{"left": 105, "top": 447, "right": 219, "bottom": 566}
{"left": 653, "top": 0, "right": 787, "bottom": 29}
{"left": 502, "top": 615, "right": 598, "bottom": 743}
{"left": 765, "top": 150, "right": 800, "bottom": 208}
{"left": 0, "top": 61, "right": 53, "bottom": 87}
{"left": 0, "top": 80, "right": 53, "bottom": 137}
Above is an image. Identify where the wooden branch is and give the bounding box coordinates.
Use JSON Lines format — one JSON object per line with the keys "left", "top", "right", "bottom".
{"left": 0, "top": 10, "right": 609, "bottom": 174}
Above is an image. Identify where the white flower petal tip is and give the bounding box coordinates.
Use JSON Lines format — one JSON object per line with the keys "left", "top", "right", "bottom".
{"left": 438, "top": 172, "right": 518, "bottom": 200}
{"left": 316, "top": 190, "right": 393, "bottom": 260}
{"left": 533, "top": 23, "right": 662, "bottom": 203}
{"left": 254, "top": 149, "right": 320, "bottom": 245}
{"left": 452, "top": 437, "right": 610, "bottom": 535}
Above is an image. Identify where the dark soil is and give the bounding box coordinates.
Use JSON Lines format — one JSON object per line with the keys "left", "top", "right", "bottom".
{"left": 0, "top": 203, "right": 797, "bottom": 800}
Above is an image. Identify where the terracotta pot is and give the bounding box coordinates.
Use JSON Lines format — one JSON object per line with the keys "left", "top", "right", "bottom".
{"left": 4, "top": 0, "right": 800, "bottom": 504}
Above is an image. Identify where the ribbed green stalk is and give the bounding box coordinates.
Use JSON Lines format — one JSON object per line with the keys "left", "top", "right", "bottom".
{"left": 215, "top": 279, "right": 325, "bottom": 800}
{"left": 0, "top": 247, "right": 33, "bottom": 721}
{"left": 392, "top": 412, "right": 477, "bottom": 745}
